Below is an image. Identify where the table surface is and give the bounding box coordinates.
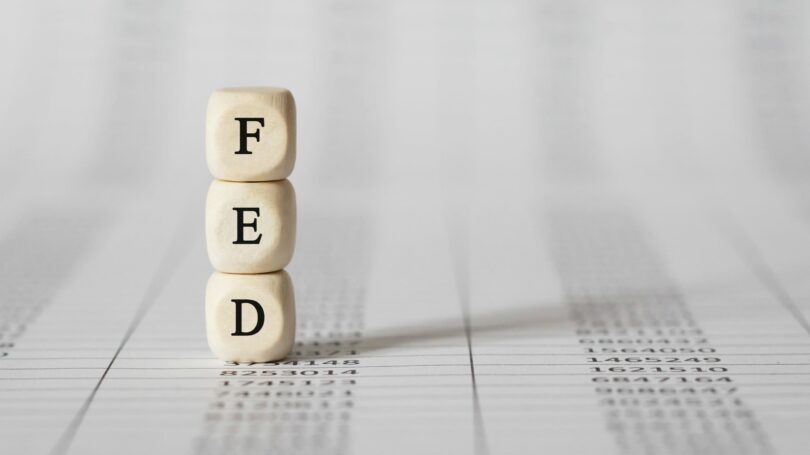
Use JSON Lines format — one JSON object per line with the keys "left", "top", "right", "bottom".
{"left": 2, "top": 1, "right": 810, "bottom": 454}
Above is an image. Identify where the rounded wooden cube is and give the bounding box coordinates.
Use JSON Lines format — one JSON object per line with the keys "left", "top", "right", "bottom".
{"left": 206, "top": 179, "right": 296, "bottom": 273}
{"left": 206, "top": 271, "right": 295, "bottom": 363}
{"left": 206, "top": 87, "right": 296, "bottom": 182}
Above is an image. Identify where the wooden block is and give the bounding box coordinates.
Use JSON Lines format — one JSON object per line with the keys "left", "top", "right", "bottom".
{"left": 206, "top": 87, "right": 296, "bottom": 182}
{"left": 206, "top": 270, "right": 295, "bottom": 363}
{"left": 206, "top": 179, "right": 296, "bottom": 273}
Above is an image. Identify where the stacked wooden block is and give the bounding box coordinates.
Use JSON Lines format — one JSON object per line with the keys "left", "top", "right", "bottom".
{"left": 204, "top": 87, "right": 297, "bottom": 363}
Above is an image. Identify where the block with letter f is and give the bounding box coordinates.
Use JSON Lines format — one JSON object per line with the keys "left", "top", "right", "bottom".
{"left": 206, "top": 87, "right": 296, "bottom": 182}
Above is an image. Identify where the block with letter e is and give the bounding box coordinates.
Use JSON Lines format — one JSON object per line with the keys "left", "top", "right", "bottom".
{"left": 205, "top": 179, "right": 296, "bottom": 273}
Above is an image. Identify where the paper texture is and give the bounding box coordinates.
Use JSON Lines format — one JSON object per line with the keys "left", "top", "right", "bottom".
{"left": 1, "top": 2, "right": 810, "bottom": 454}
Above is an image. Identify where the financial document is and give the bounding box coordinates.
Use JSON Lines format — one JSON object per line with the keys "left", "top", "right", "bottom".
{"left": 2, "top": 1, "right": 810, "bottom": 454}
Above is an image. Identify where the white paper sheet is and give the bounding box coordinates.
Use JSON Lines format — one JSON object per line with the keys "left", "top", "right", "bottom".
{"left": 1, "top": 1, "right": 810, "bottom": 454}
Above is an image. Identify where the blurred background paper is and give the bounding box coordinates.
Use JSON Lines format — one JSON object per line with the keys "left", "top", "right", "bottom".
{"left": 2, "top": 1, "right": 810, "bottom": 454}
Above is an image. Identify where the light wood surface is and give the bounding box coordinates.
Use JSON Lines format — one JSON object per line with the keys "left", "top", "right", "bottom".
{"left": 206, "top": 87, "right": 296, "bottom": 182}
{"left": 206, "top": 270, "right": 295, "bottom": 362}
{"left": 205, "top": 179, "right": 296, "bottom": 273}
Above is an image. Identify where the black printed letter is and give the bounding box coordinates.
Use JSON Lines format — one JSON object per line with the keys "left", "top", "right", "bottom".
{"left": 232, "top": 208, "right": 262, "bottom": 244}
{"left": 231, "top": 299, "right": 265, "bottom": 336}
{"left": 234, "top": 117, "right": 265, "bottom": 154}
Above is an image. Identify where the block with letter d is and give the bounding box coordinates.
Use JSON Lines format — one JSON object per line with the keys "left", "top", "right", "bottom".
{"left": 204, "top": 87, "right": 298, "bottom": 363}
{"left": 206, "top": 271, "right": 295, "bottom": 363}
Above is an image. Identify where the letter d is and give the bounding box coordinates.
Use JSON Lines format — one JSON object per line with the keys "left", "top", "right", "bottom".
{"left": 231, "top": 299, "right": 265, "bottom": 336}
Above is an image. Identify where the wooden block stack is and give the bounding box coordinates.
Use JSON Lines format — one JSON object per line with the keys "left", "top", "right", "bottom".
{"left": 204, "top": 87, "right": 297, "bottom": 363}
